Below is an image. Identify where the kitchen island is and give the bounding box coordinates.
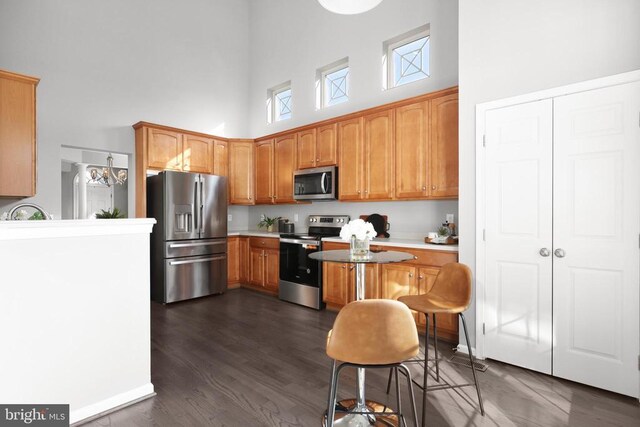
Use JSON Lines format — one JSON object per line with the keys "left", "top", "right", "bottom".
{"left": 0, "top": 219, "right": 156, "bottom": 424}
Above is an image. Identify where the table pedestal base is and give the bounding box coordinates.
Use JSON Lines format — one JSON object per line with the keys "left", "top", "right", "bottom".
{"left": 323, "top": 399, "right": 399, "bottom": 427}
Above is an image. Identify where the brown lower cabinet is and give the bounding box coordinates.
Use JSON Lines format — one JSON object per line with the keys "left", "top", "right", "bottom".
{"left": 227, "top": 236, "right": 241, "bottom": 288}
{"left": 243, "top": 237, "right": 279, "bottom": 294}
{"left": 322, "top": 241, "right": 459, "bottom": 343}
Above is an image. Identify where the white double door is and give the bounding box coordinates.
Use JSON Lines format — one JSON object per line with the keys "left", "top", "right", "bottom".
{"left": 483, "top": 81, "right": 640, "bottom": 397}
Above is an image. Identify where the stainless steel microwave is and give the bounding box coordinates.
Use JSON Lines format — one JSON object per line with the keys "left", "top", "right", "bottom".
{"left": 293, "top": 166, "right": 337, "bottom": 201}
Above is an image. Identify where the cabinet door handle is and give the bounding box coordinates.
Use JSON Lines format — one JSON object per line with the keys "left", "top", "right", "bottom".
{"left": 418, "top": 275, "right": 424, "bottom": 280}
{"left": 349, "top": 265, "right": 355, "bottom": 271}
{"left": 340, "top": 265, "right": 346, "bottom": 269}
{"left": 408, "top": 273, "right": 413, "bottom": 278}
{"left": 316, "top": 158, "right": 320, "bottom": 162}
{"left": 432, "top": 185, "right": 436, "bottom": 190}
{"left": 422, "top": 186, "right": 426, "bottom": 191}
{"left": 539, "top": 248, "right": 551, "bottom": 257}
{"left": 554, "top": 248, "right": 566, "bottom": 258}
{"left": 357, "top": 190, "right": 361, "bottom": 194}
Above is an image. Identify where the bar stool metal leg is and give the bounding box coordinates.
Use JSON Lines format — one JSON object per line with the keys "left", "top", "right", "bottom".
{"left": 326, "top": 360, "right": 338, "bottom": 426}
{"left": 422, "top": 313, "right": 429, "bottom": 427}
{"left": 433, "top": 314, "right": 440, "bottom": 382}
{"left": 398, "top": 364, "right": 419, "bottom": 427}
{"left": 460, "top": 313, "right": 485, "bottom": 416}
{"left": 394, "top": 367, "right": 405, "bottom": 427}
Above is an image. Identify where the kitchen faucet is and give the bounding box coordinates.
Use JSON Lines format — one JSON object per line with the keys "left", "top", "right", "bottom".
{"left": 8, "top": 203, "right": 53, "bottom": 220}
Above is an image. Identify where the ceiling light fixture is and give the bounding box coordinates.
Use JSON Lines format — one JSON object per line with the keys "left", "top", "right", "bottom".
{"left": 318, "top": 0, "right": 383, "bottom": 15}
{"left": 88, "top": 153, "right": 127, "bottom": 187}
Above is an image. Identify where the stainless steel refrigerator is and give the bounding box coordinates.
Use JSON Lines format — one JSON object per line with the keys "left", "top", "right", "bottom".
{"left": 147, "top": 171, "right": 228, "bottom": 303}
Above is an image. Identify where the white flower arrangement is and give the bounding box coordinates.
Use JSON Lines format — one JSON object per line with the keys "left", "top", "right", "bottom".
{"left": 0, "top": 209, "right": 29, "bottom": 220}
{"left": 339, "top": 219, "right": 376, "bottom": 241}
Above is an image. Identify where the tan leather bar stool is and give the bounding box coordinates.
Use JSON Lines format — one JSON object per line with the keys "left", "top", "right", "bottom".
{"left": 326, "top": 299, "right": 420, "bottom": 427}
{"left": 387, "top": 262, "right": 484, "bottom": 426}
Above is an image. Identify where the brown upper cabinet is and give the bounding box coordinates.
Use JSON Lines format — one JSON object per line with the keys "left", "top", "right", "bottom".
{"left": 274, "top": 133, "right": 297, "bottom": 203}
{"left": 254, "top": 139, "right": 274, "bottom": 204}
{"left": 394, "top": 92, "right": 459, "bottom": 200}
{"left": 297, "top": 123, "right": 337, "bottom": 169}
{"left": 395, "top": 101, "right": 429, "bottom": 199}
{"left": 147, "top": 128, "right": 214, "bottom": 174}
{"left": 254, "top": 133, "right": 298, "bottom": 204}
{"left": 429, "top": 93, "right": 459, "bottom": 197}
{"left": 213, "top": 139, "right": 228, "bottom": 177}
{"left": 338, "top": 111, "right": 394, "bottom": 201}
{"left": 0, "top": 69, "right": 39, "bottom": 198}
{"left": 228, "top": 139, "right": 255, "bottom": 205}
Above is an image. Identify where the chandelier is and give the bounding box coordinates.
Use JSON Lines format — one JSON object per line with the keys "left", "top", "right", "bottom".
{"left": 88, "top": 153, "right": 127, "bottom": 187}
{"left": 318, "top": 0, "right": 383, "bottom": 15}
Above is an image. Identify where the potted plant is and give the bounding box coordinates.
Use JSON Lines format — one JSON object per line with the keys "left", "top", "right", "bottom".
{"left": 258, "top": 215, "right": 280, "bottom": 232}
{"left": 95, "top": 208, "right": 125, "bottom": 219}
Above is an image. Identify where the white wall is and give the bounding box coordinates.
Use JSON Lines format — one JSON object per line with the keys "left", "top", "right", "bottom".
{"left": 0, "top": 0, "right": 250, "bottom": 218}
{"left": 459, "top": 0, "right": 640, "bottom": 346}
{"left": 248, "top": 0, "right": 458, "bottom": 137}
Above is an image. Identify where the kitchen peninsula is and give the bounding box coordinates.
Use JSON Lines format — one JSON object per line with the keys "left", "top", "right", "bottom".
{"left": 0, "top": 219, "right": 156, "bottom": 424}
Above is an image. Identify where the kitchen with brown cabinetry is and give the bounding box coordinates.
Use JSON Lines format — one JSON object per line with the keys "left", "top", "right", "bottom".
{"left": 3, "top": 1, "right": 638, "bottom": 426}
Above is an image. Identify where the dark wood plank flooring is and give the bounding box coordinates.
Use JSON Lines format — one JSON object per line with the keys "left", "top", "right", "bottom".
{"left": 85, "top": 289, "right": 640, "bottom": 426}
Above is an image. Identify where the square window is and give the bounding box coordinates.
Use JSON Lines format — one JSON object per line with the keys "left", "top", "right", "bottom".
{"left": 267, "top": 82, "right": 292, "bottom": 123}
{"left": 275, "top": 88, "right": 292, "bottom": 121}
{"left": 316, "top": 58, "right": 349, "bottom": 109}
{"left": 383, "top": 25, "right": 430, "bottom": 90}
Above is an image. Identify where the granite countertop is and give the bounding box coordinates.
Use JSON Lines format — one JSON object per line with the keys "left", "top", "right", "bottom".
{"left": 228, "top": 230, "right": 458, "bottom": 252}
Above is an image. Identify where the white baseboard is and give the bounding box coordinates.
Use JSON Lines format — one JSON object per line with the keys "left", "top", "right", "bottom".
{"left": 70, "top": 383, "right": 155, "bottom": 425}
{"left": 456, "top": 344, "right": 485, "bottom": 359}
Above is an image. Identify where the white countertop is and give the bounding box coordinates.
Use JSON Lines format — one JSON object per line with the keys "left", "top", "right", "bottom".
{"left": 0, "top": 218, "right": 157, "bottom": 240}
{"left": 321, "top": 236, "right": 458, "bottom": 252}
{"left": 228, "top": 230, "right": 458, "bottom": 252}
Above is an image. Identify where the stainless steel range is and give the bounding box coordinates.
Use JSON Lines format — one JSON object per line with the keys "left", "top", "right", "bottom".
{"left": 279, "top": 214, "right": 350, "bottom": 310}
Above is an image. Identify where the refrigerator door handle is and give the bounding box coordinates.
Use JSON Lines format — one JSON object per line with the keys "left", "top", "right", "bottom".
{"left": 200, "top": 177, "right": 205, "bottom": 234}
{"left": 169, "top": 255, "right": 225, "bottom": 266}
{"left": 193, "top": 179, "right": 199, "bottom": 234}
{"left": 169, "top": 241, "right": 224, "bottom": 249}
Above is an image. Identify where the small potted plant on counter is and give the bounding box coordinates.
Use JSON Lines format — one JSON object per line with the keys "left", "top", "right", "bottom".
{"left": 95, "top": 208, "right": 125, "bottom": 219}
{"left": 258, "top": 215, "right": 280, "bottom": 232}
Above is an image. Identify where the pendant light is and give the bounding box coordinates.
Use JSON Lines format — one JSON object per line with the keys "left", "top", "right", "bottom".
{"left": 318, "top": 0, "right": 383, "bottom": 15}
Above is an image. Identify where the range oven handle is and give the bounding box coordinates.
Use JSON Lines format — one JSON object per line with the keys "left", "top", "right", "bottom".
{"left": 280, "top": 238, "right": 321, "bottom": 245}
{"left": 320, "top": 172, "right": 327, "bottom": 194}
{"left": 169, "top": 256, "right": 226, "bottom": 266}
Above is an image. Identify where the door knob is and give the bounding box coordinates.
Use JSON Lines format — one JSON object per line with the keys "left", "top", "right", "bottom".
{"left": 554, "top": 248, "right": 566, "bottom": 258}
{"left": 539, "top": 248, "right": 551, "bottom": 257}
{"left": 432, "top": 185, "right": 436, "bottom": 190}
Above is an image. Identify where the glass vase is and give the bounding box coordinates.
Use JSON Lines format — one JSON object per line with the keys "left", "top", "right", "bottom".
{"left": 350, "top": 235, "right": 370, "bottom": 259}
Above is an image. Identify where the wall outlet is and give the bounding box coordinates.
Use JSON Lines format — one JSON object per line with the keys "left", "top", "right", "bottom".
{"left": 294, "top": 213, "right": 299, "bottom": 222}
{"left": 260, "top": 213, "right": 265, "bottom": 221}
{"left": 227, "top": 214, "right": 232, "bottom": 221}
{"left": 446, "top": 214, "right": 455, "bottom": 224}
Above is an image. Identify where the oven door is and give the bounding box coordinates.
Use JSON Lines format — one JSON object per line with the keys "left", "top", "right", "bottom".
{"left": 279, "top": 239, "right": 320, "bottom": 287}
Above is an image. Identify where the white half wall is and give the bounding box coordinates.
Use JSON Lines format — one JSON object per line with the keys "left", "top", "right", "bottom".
{"left": 248, "top": 0, "right": 458, "bottom": 137}
{"left": 459, "top": 0, "right": 640, "bottom": 346}
{"left": 0, "top": 0, "right": 251, "bottom": 219}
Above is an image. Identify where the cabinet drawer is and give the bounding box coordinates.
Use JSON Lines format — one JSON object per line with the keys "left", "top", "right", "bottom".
{"left": 249, "top": 236, "right": 279, "bottom": 249}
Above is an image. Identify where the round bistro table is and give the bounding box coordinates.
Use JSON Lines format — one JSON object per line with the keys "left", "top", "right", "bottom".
{"left": 310, "top": 249, "right": 415, "bottom": 427}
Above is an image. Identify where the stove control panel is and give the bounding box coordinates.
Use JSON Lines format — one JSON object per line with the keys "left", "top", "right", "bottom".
{"left": 307, "top": 215, "right": 350, "bottom": 227}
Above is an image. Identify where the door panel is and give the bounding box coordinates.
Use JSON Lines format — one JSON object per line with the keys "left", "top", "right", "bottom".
{"left": 164, "top": 171, "right": 199, "bottom": 241}
{"left": 484, "top": 99, "right": 553, "bottom": 374}
{"left": 338, "top": 118, "right": 363, "bottom": 200}
{"left": 200, "top": 174, "right": 227, "bottom": 238}
{"left": 255, "top": 140, "right": 274, "bottom": 204}
{"left": 264, "top": 248, "right": 279, "bottom": 291}
{"left": 249, "top": 247, "right": 264, "bottom": 287}
{"left": 148, "top": 129, "right": 181, "bottom": 170}
{"left": 553, "top": 82, "right": 640, "bottom": 397}
{"left": 429, "top": 93, "right": 459, "bottom": 197}
{"left": 229, "top": 141, "right": 254, "bottom": 204}
{"left": 297, "top": 128, "right": 316, "bottom": 169}
{"left": 183, "top": 135, "right": 213, "bottom": 173}
{"left": 323, "top": 262, "right": 349, "bottom": 305}
{"left": 364, "top": 110, "right": 394, "bottom": 200}
{"left": 395, "top": 101, "right": 428, "bottom": 199}
{"left": 274, "top": 134, "right": 296, "bottom": 203}
{"left": 316, "top": 123, "right": 337, "bottom": 167}
{"left": 213, "top": 139, "right": 228, "bottom": 177}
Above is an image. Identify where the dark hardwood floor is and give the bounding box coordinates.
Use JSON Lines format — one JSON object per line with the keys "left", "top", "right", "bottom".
{"left": 85, "top": 288, "right": 640, "bottom": 426}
